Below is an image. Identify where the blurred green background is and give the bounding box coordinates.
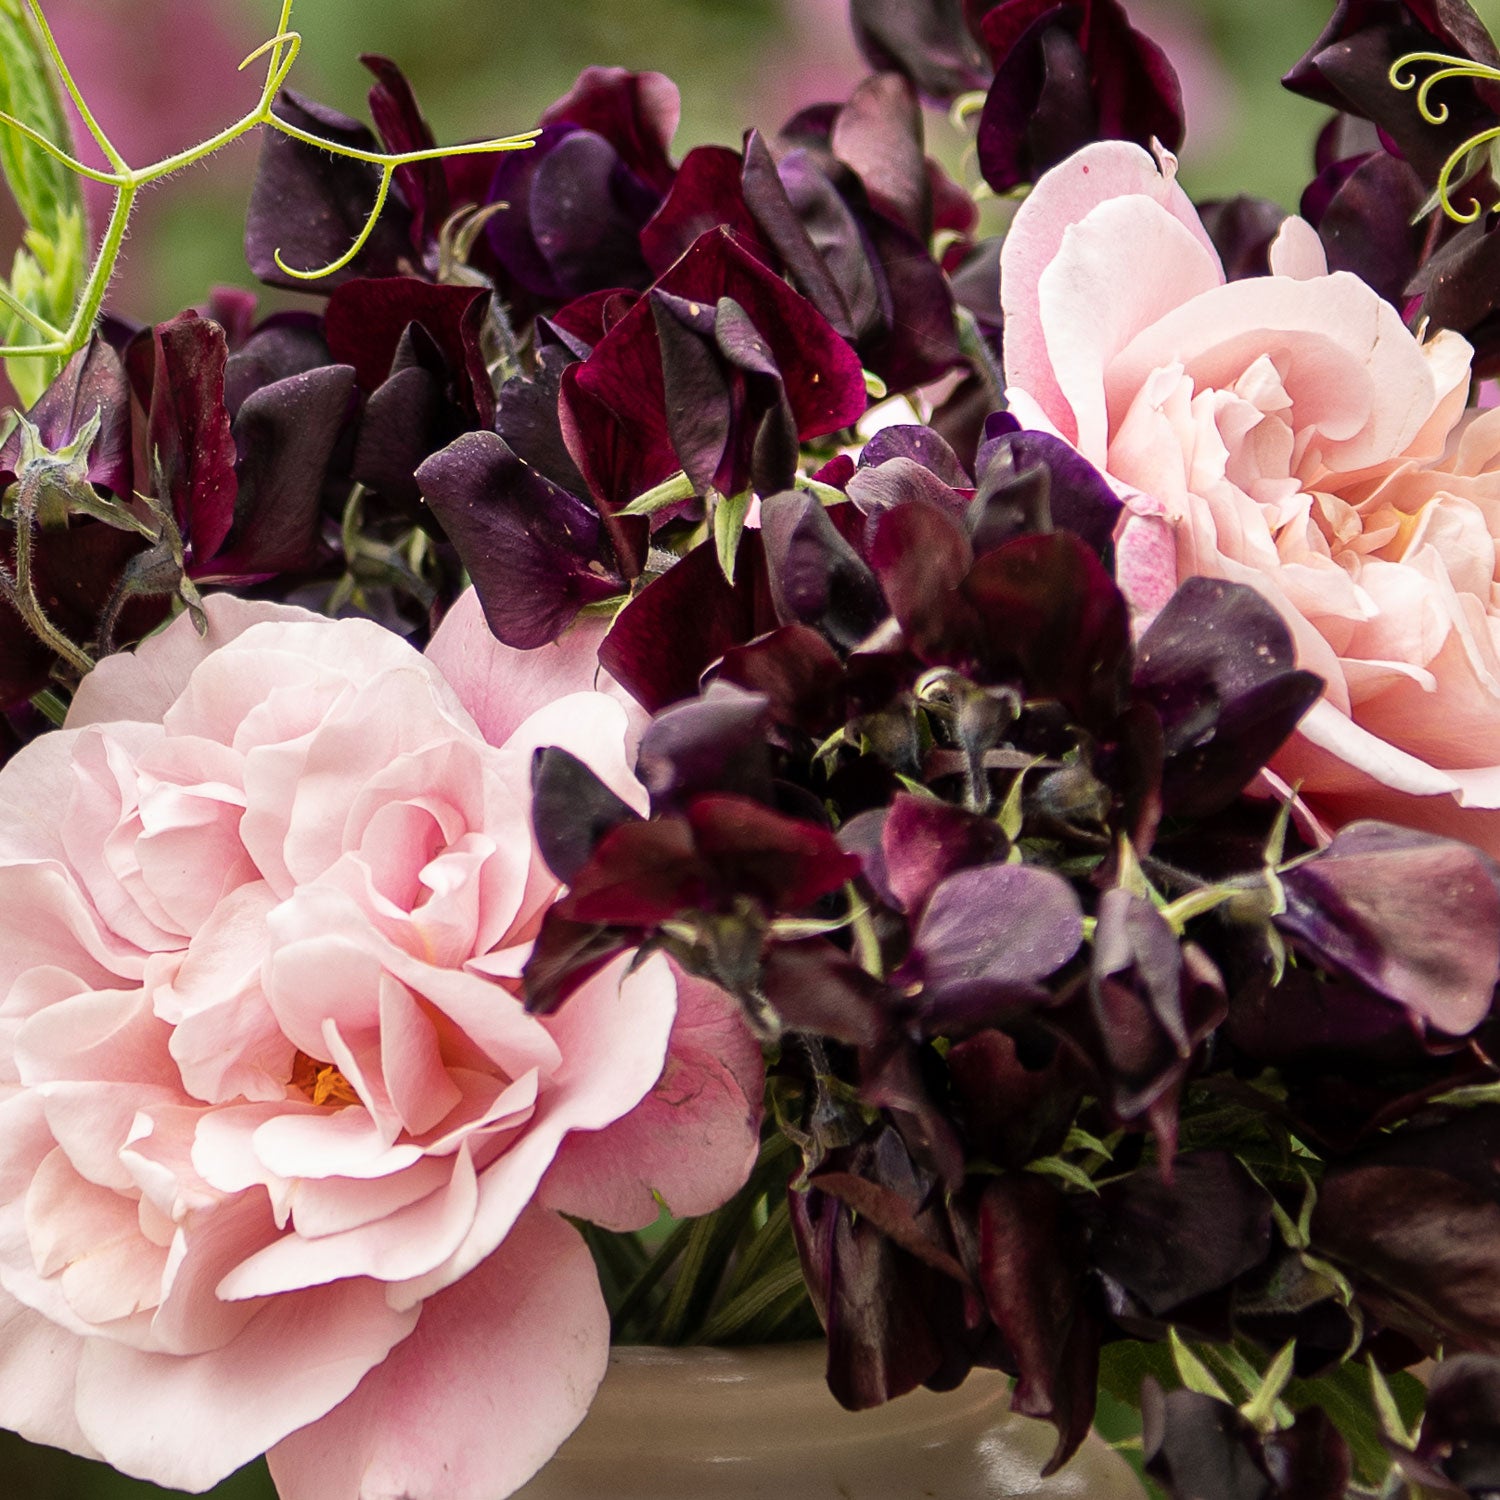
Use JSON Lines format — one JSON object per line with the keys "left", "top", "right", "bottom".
{"left": 8, "top": 0, "right": 1445, "bottom": 327}
{"left": 0, "top": 0, "right": 1494, "bottom": 1495}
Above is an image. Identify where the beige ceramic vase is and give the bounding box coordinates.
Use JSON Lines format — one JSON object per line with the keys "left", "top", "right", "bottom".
{"left": 514, "top": 1343, "right": 1146, "bottom": 1499}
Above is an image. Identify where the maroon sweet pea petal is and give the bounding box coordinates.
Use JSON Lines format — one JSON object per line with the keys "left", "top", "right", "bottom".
{"left": 715, "top": 624, "right": 847, "bottom": 736}
{"left": 831, "top": 73, "right": 933, "bottom": 241}
{"left": 849, "top": 0, "right": 993, "bottom": 103}
{"left": 600, "top": 531, "right": 774, "bottom": 712}
{"left": 974, "top": 1175, "right": 1100, "bottom": 1473}
{"left": 361, "top": 54, "right": 447, "bottom": 249}
{"left": 685, "top": 793, "right": 860, "bottom": 912}
{"left": 641, "top": 144, "right": 765, "bottom": 278}
{"left": 540, "top": 66, "right": 680, "bottom": 195}
{"left": 147, "top": 312, "right": 239, "bottom": 563}
{"left": 416, "top": 431, "right": 628, "bottom": 649}
{"left": 325, "top": 278, "right": 494, "bottom": 425}
{"left": 877, "top": 793, "right": 1010, "bottom": 914}
{"left": 1277, "top": 821, "right": 1500, "bottom": 1038}
{"left": 976, "top": 0, "right": 1183, "bottom": 193}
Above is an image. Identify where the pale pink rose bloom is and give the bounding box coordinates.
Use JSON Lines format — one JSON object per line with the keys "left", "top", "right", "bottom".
{"left": 1000, "top": 139, "right": 1500, "bottom": 852}
{"left": 0, "top": 592, "right": 762, "bottom": 1499}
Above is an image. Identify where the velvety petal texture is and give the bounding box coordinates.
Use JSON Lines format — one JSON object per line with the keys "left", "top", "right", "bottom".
{"left": 0, "top": 591, "right": 758, "bottom": 1496}
{"left": 1001, "top": 139, "right": 1500, "bottom": 853}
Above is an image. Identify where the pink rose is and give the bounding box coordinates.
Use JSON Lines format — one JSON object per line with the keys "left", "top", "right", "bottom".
{"left": 0, "top": 593, "right": 762, "bottom": 1498}
{"left": 1000, "top": 140, "right": 1500, "bottom": 852}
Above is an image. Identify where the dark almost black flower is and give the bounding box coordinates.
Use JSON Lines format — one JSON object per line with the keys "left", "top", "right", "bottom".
{"left": 485, "top": 68, "right": 680, "bottom": 300}
{"left": 558, "top": 229, "right": 868, "bottom": 521}
{"left": 1283, "top": 0, "right": 1500, "bottom": 186}
{"left": 847, "top": 0, "right": 992, "bottom": 103}
{"left": 415, "top": 431, "right": 631, "bottom": 649}
{"left": 1196, "top": 196, "right": 1291, "bottom": 281}
{"left": 1084, "top": 1153, "right": 1275, "bottom": 1336}
{"left": 1276, "top": 821, "right": 1500, "bottom": 1041}
{"left": 246, "top": 91, "right": 419, "bottom": 292}
{"left": 1399, "top": 1355, "right": 1500, "bottom": 1497}
{"left": 791, "top": 1125, "right": 987, "bottom": 1409}
{"left": 974, "top": 0, "right": 1185, "bottom": 194}
{"left": 0, "top": 312, "right": 355, "bottom": 708}
{"left": 1311, "top": 1108, "right": 1500, "bottom": 1353}
{"left": 326, "top": 275, "right": 494, "bottom": 511}
{"left": 1143, "top": 1382, "right": 1352, "bottom": 1500}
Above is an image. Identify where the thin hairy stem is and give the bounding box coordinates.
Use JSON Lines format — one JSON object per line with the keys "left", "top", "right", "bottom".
{"left": 0, "top": 0, "right": 537, "bottom": 372}
{"left": 23, "top": 0, "right": 125, "bottom": 171}
{"left": 0, "top": 279, "right": 62, "bottom": 339}
{"left": 276, "top": 162, "right": 394, "bottom": 279}
{"left": 0, "top": 109, "right": 122, "bottom": 184}
{"left": 265, "top": 115, "right": 537, "bottom": 169}
{"left": 7, "top": 470, "right": 94, "bottom": 675}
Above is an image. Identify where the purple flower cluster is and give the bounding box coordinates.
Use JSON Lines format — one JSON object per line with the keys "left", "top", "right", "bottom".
{"left": 11, "top": 2, "right": 1500, "bottom": 1494}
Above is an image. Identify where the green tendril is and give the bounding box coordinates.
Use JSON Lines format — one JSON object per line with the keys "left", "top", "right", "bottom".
{"left": 1390, "top": 49, "right": 1500, "bottom": 222}
{"left": 0, "top": 0, "right": 537, "bottom": 365}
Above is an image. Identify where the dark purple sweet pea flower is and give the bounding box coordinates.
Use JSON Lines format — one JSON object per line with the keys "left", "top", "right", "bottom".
{"left": 966, "top": 1173, "right": 1101, "bottom": 1472}
{"left": 325, "top": 276, "right": 494, "bottom": 511}
{"left": 1143, "top": 1383, "right": 1352, "bottom": 1500}
{"left": 558, "top": 228, "right": 867, "bottom": 519}
{"left": 1304, "top": 147, "right": 1429, "bottom": 310}
{"left": 1283, "top": 0, "right": 1500, "bottom": 186}
{"left": 848, "top": 0, "right": 993, "bottom": 103}
{"left": 524, "top": 791, "right": 860, "bottom": 1018}
{"left": 1134, "top": 576, "right": 1324, "bottom": 820}
{"left": 1085, "top": 1153, "right": 1274, "bottom": 1332}
{"left": 485, "top": 68, "right": 679, "bottom": 300}
{"left": 1311, "top": 1108, "right": 1500, "bottom": 1353}
{"left": 975, "top": 0, "right": 1185, "bottom": 194}
{"left": 1196, "top": 196, "right": 1291, "bottom": 281}
{"left": 1275, "top": 821, "right": 1500, "bottom": 1040}
{"left": 128, "top": 311, "right": 356, "bottom": 587}
{"left": 1397, "top": 1355, "right": 1500, "bottom": 1497}
{"left": 246, "top": 92, "right": 418, "bottom": 292}
{"left": 415, "top": 431, "right": 631, "bottom": 649}
{"left": 791, "top": 1125, "right": 985, "bottom": 1409}
{"left": 894, "top": 862, "right": 1085, "bottom": 1032}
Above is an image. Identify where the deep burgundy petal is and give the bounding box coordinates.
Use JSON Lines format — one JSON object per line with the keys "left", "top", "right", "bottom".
{"left": 147, "top": 312, "right": 239, "bottom": 563}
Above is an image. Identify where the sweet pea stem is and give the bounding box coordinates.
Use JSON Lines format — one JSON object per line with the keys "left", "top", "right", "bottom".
{"left": 0, "top": 0, "right": 538, "bottom": 367}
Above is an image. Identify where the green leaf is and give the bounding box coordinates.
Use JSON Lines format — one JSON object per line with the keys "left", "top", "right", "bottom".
{"left": 1283, "top": 1362, "right": 1424, "bottom": 1487}
{"left": 1239, "top": 1340, "right": 1296, "bottom": 1432}
{"left": 1024, "top": 1155, "right": 1100, "bottom": 1194}
{"left": 693, "top": 1260, "right": 807, "bottom": 1344}
{"left": 714, "top": 489, "right": 751, "bottom": 582}
{"left": 0, "top": 0, "right": 84, "bottom": 399}
{"left": 1169, "top": 1329, "right": 1230, "bottom": 1402}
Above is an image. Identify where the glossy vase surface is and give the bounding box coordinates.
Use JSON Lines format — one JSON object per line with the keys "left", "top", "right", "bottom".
{"left": 513, "top": 1343, "right": 1146, "bottom": 1499}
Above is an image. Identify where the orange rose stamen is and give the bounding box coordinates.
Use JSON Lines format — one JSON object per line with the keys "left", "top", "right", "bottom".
{"left": 290, "top": 1050, "right": 362, "bottom": 1107}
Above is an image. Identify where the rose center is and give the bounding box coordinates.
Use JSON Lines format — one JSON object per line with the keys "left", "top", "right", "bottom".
{"left": 290, "top": 1050, "right": 361, "bottom": 1107}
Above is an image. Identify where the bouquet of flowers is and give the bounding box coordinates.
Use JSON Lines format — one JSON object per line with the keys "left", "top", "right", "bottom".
{"left": 7, "top": 0, "right": 1500, "bottom": 1495}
